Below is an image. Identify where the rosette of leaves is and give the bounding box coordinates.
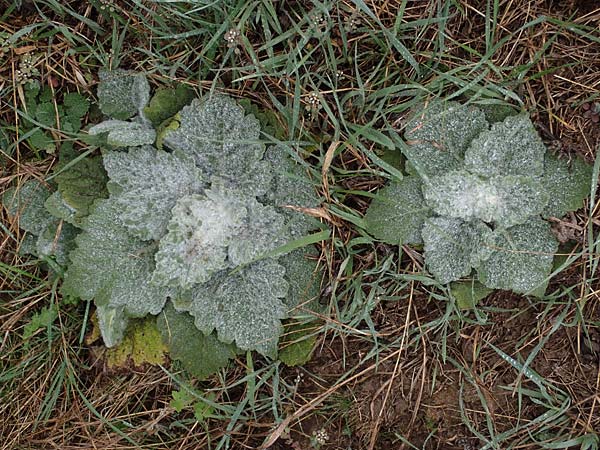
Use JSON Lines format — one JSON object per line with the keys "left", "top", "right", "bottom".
{"left": 59, "top": 70, "right": 323, "bottom": 376}
{"left": 364, "top": 100, "right": 593, "bottom": 295}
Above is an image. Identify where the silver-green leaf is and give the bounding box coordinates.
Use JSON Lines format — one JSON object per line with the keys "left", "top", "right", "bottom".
{"left": 62, "top": 199, "right": 171, "bottom": 320}
{"left": 97, "top": 69, "right": 150, "bottom": 120}
{"left": 478, "top": 218, "right": 558, "bottom": 294}
{"left": 464, "top": 114, "right": 546, "bottom": 178}
{"left": 188, "top": 260, "right": 288, "bottom": 357}
{"left": 422, "top": 217, "right": 492, "bottom": 284}
{"left": 103, "top": 146, "right": 205, "bottom": 241}
{"left": 541, "top": 154, "right": 593, "bottom": 218}
{"left": 403, "top": 100, "right": 488, "bottom": 178}
{"left": 163, "top": 96, "right": 271, "bottom": 195}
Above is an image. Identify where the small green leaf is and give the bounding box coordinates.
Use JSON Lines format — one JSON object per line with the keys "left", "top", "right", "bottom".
{"left": 35, "top": 102, "right": 56, "bottom": 127}
{"left": 157, "top": 303, "right": 236, "bottom": 380}
{"left": 193, "top": 396, "right": 215, "bottom": 421}
{"left": 143, "top": 84, "right": 195, "bottom": 127}
{"left": 278, "top": 320, "right": 319, "bottom": 366}
{"left": 27, "top": 129, "right": 55, "bottom": 153}
{"left": 63, "top": 92, "right": 90, "bottom": 118}
{"left": 541, "top": 154, "right": 593, "bottom": 218}
{"left": 170, "top": 390, "right": 194, "bottom": 412}
{"left": 22, "top": 305, "right": 57, "bottom": 341}
{"left": 449, "top": 280, "right": 493, "bottom": 309}
{"left": 364, "top": 176, "right": 430, "bottom": 245}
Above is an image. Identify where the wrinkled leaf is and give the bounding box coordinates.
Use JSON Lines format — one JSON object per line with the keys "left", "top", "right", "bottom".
{"left": 278, "top": 247, "right": 322, "bottom": 312}
{"left": 3, "top": 179, "right": 54, "bottom": 235}
{"left": 153, "top": 189, "right": 247, "bottom": 289}
{"left": 364, "top": 176, "right": 430, "bottom": 245}
{"left": 163, "top": 96, "right": 271, "bottom": 195}
{"left": 62, "top": 199, "right": 171, "bottom": 322}
{"left": 541, "top": 154, "right": 593, "bottom": 218}
{"left": 422, "top": 217, "right": 492, "bottom": 284}
{"left": 478, "top": 218, "right": 558, "bottom": 294}
{"left": 97, "top": 69, "right": 150, "bottom": 120}
{"left": 262, "top": 144, "right": 319, "bottom": 238}
{"left": 423, "top": 171, "right": 548, "bottom": 227}
{"left": 403, "top": 100, "right": 488, "bottom": 178}
{"left": 465, "top": 114, "right": 546, "bottom": 178}
{"left": 103, "top": 146, "right": 205, "bottom": 241}
{"left": 189, "top": 260, "right": 288, "bottom": 357}
{"left": 157, "top": 302, "right": 236, "bottom": 379}
{"left": 88, "top": 120, "right": 156, "bottom": 147}
{"left": 63, "top": 92, "right": 90, "bottom": 119}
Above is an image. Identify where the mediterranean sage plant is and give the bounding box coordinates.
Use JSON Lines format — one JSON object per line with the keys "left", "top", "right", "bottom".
{"left": 364, "top": 100, "right": 592, "bottom": 295}
{"left": 4, "top": 70, "right": 323, "bottom": 377}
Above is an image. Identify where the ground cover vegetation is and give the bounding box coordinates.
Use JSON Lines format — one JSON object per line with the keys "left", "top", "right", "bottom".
{"left": 1, "top": 1, "right": 599, "bottom": 449}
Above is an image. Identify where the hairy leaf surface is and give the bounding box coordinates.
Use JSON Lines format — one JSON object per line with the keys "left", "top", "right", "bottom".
{"left": 422, "top": 218, "right": 491, "bottom": 284}
{"left": 423, "top": 172, "right": 549, "bottom": 227}
{"left": 278, "top": 247, "right": 321, "bottom": 312}
{"left": 403, "top": 100, "right": 488, "bottom": 178}
{"left": 465, "top": 114, "right": 546, "bottom": 178}
{"left": 89, "top": 120, "right": 156, "bottom": 147}
{"left": 36, "top": 221, "right": 78, "bottom": 266}
{"left": 364, "top": 176, "right": 430, "bottom": 245}
{"left": 153, "top": 189, "right": 247, "bottom": 289}
{"left": 478, "top": 218, "right": 558, "bottom": 293}
{"left": 163, "top": 96, "right": 271, "bottom": 195}
{"left": 63, "top": 199, "right": 170, "bottom": 319}
{"left": 3, "top": 180, "right": 54, "bottom": 235}
{"left": 103, "top": 146, "right": 205, "bottom": 241}
{"left": 262, "top": 144, "right": 319, "bottom": 237}
{"left": 189, "top": 260, "right": 288, "bottom": 356}
{"left": 97, "top": 69, "right": 150, "bottom": 120}
{"left": 541, "top": 155, "right": 593, "bottom": 218}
